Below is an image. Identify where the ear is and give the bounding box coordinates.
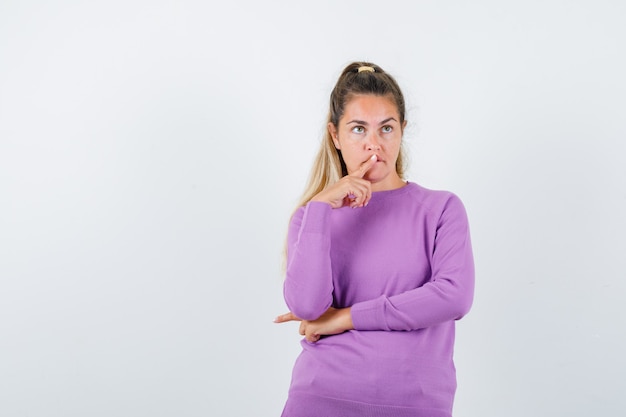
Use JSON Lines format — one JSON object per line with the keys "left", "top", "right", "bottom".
{"left": 402, "top": 120, "right": 408, "bottom": 131}
{"left": 328, "top": 123, "right": 340, "bottom": 149}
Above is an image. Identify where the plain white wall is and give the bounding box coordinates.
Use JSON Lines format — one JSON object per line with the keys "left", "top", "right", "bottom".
{"left": 1, "top": 1, "right": 625, "bottom": 416}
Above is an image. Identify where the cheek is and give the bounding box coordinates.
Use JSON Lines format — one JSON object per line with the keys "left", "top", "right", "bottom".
{"left": 381, "top": 138, "right": 400, "bottom": 153}
{"left": 391, "top": 142, "right": 402, "bottom": 154}
{"left": 340, "top": 142, "right": 361, "bottom": 157}
{"left": 340, "top": 148, "right": 364, "bottom": 171}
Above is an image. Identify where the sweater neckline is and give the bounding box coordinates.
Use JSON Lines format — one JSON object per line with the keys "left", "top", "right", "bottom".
{"left": 370, "top": 181, "right": 414, "bottom": 200}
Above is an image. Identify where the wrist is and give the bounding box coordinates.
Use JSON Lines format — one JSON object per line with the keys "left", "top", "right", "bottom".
{"left": 341, "top": 307, "right": 354, "bottom": 331}
{"left": 309, "top": 194, "right": 333, "bottom": 207}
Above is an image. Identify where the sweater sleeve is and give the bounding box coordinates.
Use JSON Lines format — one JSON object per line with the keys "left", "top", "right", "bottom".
{"left": 283, "top": 201, "right": 334, "bottom": 321}
{"left": 350, "top": 194, "right": 475, "bottom": 331}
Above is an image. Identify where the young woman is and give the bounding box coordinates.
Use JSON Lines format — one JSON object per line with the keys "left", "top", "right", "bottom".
{"left": 275, "top": 62, "right": 475, "bottom": 417}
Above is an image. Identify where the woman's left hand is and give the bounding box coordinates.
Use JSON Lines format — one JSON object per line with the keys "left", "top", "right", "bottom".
{"left": 274, "top": 307, "right": 354, "bottom": 343}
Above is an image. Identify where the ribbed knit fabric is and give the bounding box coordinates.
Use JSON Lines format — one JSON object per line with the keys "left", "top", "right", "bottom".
{"left": 281, "top": 182, "right": 474, "bottom": 417}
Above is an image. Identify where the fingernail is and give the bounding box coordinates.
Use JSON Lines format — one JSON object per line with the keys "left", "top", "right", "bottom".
{"left": 371, "top": 154, "right": 377, "bottom": 161}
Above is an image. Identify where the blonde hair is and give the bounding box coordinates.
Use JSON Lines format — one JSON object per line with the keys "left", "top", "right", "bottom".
{"left": 295, "top": 61, "right": 407, "bottom": 208}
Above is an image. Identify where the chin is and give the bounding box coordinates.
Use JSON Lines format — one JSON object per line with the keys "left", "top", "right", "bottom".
{"left": 364, "top": 173, "right": 388, "bottom": 184}
{"left": 365, "top": 167, "right": 389, "bottom": 182}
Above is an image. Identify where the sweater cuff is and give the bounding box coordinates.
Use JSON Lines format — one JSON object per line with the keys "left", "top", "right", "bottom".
{"left": 350, "top": 296, "right": 387, "bottom": 331}
{"left": 300, "top": 201, "right": 332, "bottom": 234}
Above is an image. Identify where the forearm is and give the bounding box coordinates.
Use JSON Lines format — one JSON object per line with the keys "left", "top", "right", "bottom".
{"left": 350, "top": 274, "right": 474, "bottom": 331}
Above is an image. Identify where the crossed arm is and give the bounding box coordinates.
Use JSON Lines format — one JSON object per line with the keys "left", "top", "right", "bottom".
{"left": 275, "top": 189, "right": 474, "bottom": 343}
{"left": 275, "top": 160, "right": 474, "bottom": 344}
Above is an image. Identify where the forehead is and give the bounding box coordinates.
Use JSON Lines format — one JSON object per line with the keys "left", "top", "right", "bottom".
{"left": 341, "top": 94, "right": 400, "bottom": 122}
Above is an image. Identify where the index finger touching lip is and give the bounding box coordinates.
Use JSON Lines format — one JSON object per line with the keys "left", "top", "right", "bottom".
{"left": 357, "top": 154, "right": 377, "bottom": 177}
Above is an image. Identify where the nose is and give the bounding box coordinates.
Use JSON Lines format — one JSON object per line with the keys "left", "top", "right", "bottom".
{"left": 366, "top": 133, "right": 381, "bottom": 151}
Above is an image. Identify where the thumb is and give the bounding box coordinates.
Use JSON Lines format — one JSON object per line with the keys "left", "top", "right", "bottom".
{"left": 354, "top": 154, "right": 378, "bottom": 178}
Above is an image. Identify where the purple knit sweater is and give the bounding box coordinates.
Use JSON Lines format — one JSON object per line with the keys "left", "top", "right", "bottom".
{"left": 281, "top": 182, "right": 474, "bottom": 417}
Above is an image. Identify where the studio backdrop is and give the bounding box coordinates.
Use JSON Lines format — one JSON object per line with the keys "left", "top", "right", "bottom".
{"left": 1, "top": 1, "right": 624, "bottom": 416}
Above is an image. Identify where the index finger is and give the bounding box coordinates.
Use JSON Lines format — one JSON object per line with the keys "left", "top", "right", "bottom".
{"left": 354, "top": 154, "right": 377, "bottom": 178}
{"left": 273, "top": 312, "right": 301, "bottom": 323}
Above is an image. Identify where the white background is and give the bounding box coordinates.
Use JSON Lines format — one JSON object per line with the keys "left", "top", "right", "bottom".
{"left": 1, "top": 1, "right": 625, "bottom": 416}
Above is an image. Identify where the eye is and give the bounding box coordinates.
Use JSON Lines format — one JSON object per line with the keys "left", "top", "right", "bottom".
{"left": 381, "top": 125, "right": 393, "bottom": 133}
{"left": 351, "top": 126, "right": 365, "bottom": 134}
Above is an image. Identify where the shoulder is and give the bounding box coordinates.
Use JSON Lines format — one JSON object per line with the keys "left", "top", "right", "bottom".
{"left": 403, "top": 182, "right": 467, "bottom": 215}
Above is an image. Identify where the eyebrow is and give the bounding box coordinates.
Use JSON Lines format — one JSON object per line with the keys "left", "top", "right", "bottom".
{"left": 346, "top": 117, "right": 398, "bottom": 125}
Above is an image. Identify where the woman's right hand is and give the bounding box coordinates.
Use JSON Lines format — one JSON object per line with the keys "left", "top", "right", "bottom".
{"left": 311, "top": 155, "right": 377, "bottom": 209}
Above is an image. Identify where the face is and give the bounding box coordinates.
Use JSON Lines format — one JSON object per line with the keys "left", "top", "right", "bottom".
{"left": 329, "top": 94, "right": 406, "bottom": 191}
